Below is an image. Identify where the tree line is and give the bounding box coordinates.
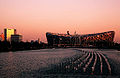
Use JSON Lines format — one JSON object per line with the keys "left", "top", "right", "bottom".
{"left": 0, "top": 41, "right": 47, "bottom": 52}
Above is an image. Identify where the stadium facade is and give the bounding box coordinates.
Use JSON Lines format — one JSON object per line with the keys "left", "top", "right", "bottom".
{"left": 46, "top": 31, "right": 115, "bottom": 47}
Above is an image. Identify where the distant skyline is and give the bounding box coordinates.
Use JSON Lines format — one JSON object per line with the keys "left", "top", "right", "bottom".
{"left": 0, "top": 0, "right": 120, "bottom": 43}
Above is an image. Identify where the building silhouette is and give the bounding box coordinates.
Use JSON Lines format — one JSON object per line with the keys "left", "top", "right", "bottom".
{"left": 11, "top": 34, "right": 22, "bottom": 42}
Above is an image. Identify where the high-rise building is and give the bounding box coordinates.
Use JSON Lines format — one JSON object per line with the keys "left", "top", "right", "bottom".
{"left": 11, "top": 34, "right": 22, "bottom": 42}
{"left": 0, "top": 33, "right": 4, "bottom": 41}
{"left": 4, "top": 28, "right": 16, "bottom": 41}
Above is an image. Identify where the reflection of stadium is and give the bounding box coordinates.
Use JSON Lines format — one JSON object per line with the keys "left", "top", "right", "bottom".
{"left": 46, "top": 31, "right": 115, "bottom": 47}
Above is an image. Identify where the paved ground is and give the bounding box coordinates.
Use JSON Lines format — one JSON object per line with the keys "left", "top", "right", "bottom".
{"left": 0, "top": 48, "right": 120, "bottom": 78}
{"left": 20, "top": 49, "right": 120, "bottom": 78}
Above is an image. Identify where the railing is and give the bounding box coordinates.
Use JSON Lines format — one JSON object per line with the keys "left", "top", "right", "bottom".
{"left": 99, "top": 53, "right": 111, "bottom": 74}
{"left": 91, "top": 52, "right": 97, "bottom": 74}
{"left": 45, "top": 49, "right": 112, "bottom": 75}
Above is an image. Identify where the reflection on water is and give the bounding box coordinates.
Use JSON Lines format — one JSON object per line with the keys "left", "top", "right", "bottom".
{"left": 0, "top": 49, "right": 77, "bottom": 78}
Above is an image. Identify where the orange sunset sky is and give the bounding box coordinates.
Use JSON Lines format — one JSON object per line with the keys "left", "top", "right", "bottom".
{"left": 0, "top": 0, "right": 120, "bottom": 43}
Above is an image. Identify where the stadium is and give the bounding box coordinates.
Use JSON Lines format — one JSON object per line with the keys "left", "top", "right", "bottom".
{"left": 46, "top": 31, "right": 115, "bottom": 47}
